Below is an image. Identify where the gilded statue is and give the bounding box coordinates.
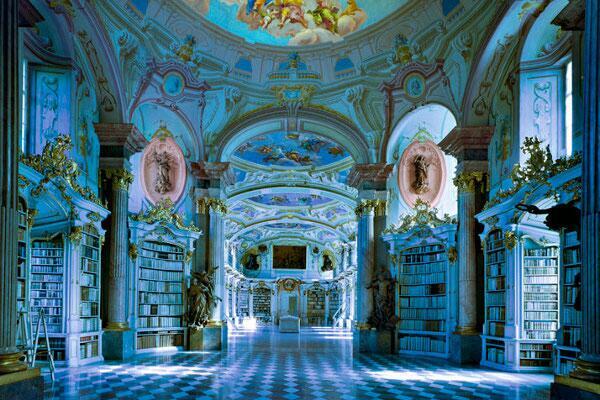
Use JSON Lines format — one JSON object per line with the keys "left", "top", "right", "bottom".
{"left": 367, "top": 265, "right": 398, "bottom": 331}
{"left": 321, "top": 254, "right": 334, "bottom": 272}
{"left": 412, "top": 154, "right": 430, "bottom": 194}
{"left": 186, "top": 268, "right": 220, "bottom": 329}
{"left": 153, "top": 150, "right": 172, "bottom": 194}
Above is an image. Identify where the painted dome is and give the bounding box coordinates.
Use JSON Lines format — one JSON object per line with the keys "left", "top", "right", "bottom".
{"left": 182, "top": 0, "right": 408, "bottom": 46}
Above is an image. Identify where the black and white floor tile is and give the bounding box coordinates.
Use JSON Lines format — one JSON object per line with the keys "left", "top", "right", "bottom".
{"left": 41, "top": 327, "right": 551, "bottom": 399}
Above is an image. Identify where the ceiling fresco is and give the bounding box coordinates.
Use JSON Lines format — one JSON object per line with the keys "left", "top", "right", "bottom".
{"left": 248, "top": 193, "right": 332, "bottom": 207}
{"left": 233, "top": 132, "right": 349, "bottom": 168}
{"left": 182, "top": 0, "right": 408, "bottom": 46}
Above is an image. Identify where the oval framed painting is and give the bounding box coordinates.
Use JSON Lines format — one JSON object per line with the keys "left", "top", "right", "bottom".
{"left": 162, "top": 72, "right": 184, "bottom": 97}
{"left": 140, "top": 135, "right": 187, "bottom": 205}
{"left": 398, "top": 140, "right": 447, "bottom": 207}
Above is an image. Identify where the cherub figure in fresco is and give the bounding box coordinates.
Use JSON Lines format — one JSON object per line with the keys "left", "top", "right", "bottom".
{"left": 307, "top": 0, "right": 340, "bottom": 33}
{"left": 247, "top": 0, "right": 273, "bottom": 15}
{"left": 301, "top": 137, "right": 327, "bottom": 153}
{"left": 263, "top": 0, "right": 308, "bottom": 29}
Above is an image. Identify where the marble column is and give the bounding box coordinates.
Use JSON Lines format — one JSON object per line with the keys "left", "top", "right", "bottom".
{"left": 0, "top": 0, "right": 26, "bottom": 375}
{"left": 572, "top": 0, "right": 600, "bottom": 384}
{"left": 348, "top": 163, "right": 393, "bottom": 353}
{"left": 440, "top": 126, "right": 492, "bottom": 364}
{"left": 95, "top": 124, "right": 147, "bottom": 360}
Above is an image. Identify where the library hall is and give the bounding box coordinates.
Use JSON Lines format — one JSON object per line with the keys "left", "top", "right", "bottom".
{"left": 0, "top": 0, "right": 599, "bottom": 399}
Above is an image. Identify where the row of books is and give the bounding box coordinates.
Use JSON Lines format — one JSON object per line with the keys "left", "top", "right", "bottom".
{"left": 399, "top": 296, "right": 446, "bottom": 308}
{"left": 563, "top": 326, "right": 581, "bottom": 347}
{"left": 524, "top": 321, "right": 558, "bottom": 331}
{"left": 398, "top": 272, "right": 445, "bottom": 285}
{"left": 81, "top": 302, "right": 98, "bottom": 317}
{"left": 31, "top": 298, "right": 62, "bottom": 307}
{"left": 524, "top": 284, "right": 558, "bottom": 293}
{"left": 80, "top": 339, "right": 99, "bottom": 359}
{"left": 139, "top": 304, "right": 183, "bottom": 316}
{"left": 524, "top": 248, "right": 558, "bottom": 257}
{"left": 81, "top": 233, "right": 100, "bottom": 248}
{"left": 487, "top": 251, "right": 506, "bottom": 263}
{"left": 524, "top": 311, "right": 558, "bottom": 321}
{"left": 399, "top": 335, "right": 445, "bottom": 353}
{"left": 137, "top": 316, "right": 182, "bottom": 328}
{"left": 486, "top": 346, "right": 505, "bottom": 364}
{"left": 138, "top": 292, "right": 181, "bottom": 304}
{"left": 487, "top": 276, "right": 506, "bottom": 291}
{"left": 524, "top": 259, "right": 558, "bottom": 267}
{"left": 138, "top": 280, "right": 183, "bottom": 293}
{"left": 30, "top": 289, "right": 62, "bottom": 298}
{"left": 31, "top": 241, "right": 62, "bottom": 249}
{"left": 31, "top": 249, "right": 63, "bottom": 257}
{"left": 525, "top": 301, "right": 558, "bottom": 311}
{"left": 563, "top": 308, "right": 583, "bottom": 325}
{"left": 487, "top": 306, "right": 505, "bottom": 321}
{"left": 401, "top": 245, "right": 444, "bottom": 255}
{"left": 81, "top": 246, "right": 99, "bottom": 260}
{"left": 140, "top": 250, "right": 184, "bottom": 262}
{"left": 524, "top": 331, "right": 556, "bottom": 340}
{"left": 81, "top": 287, "right": 99, "bottom": 302}
{"left": 137, "top": 331, "right": 183, "bottom": 349}
{"left": 81, "top": 258, "right": 98, "bottom": 273}
{"left": 142, "top": 242, "right": 184, "bottom": 253}
{"left": 524, "top": 292, "right": 557, "bottom": 301}
{"left": 400, "top": 253, "right": 445, "bottom": 264}
{"left": 563, "top": 248, "right": 581, "bottom": 265}
{"left": 524, "top": 266, "right": 558, "bottom": 275}
{"left": 82, "top": 318, "right": 100, "bottom": 332}
{"left": 564, "top": 287, "right": 579, "bottom": 304}
{"left": 398, "top": 320, "right": 445, "bottom": 332}
{"left": 399, "top": 262, "right": 446, "bottom": 275}
{"left": 31, "top": 265, "right": 63, "bottom": 273}
{"left": 31, "top": 274, "right": 62, "bottom": 282}
{"left": 139, "top": 268, "right": 183, "bottom": 282}
{"left": 523, "top": 276, "right": 558, "bottom": 284}
{"left": 399, "top": 308, "right": 445, "bottom": 320}
{"left": 139, "top": 258, "right": 184, "bottom": 271}
{"left": 399, "top": 283, "right": 445, "bottom": 296}
{"left": 564, "top": 268, "right": 581, "bottom": 284}
{"left": 81, "top": 273, "right": 97, "bottom": 287}
{"left": 486, "top": 292, "right": 505, "bottom": 306}
{"left": 488, "top": 322, "right": 505, "bottom": 337}
{"left": 487, "top": 264, "right": 505, "bottom": 277}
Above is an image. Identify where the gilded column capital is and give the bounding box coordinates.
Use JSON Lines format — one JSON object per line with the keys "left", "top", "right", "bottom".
{"left": 355, "top": 199, "right": 386, "bottom": 218}
{"left": 453, "top": 171, "right": 488, "bottom": 193}
{"left": 197, "top": 197, "right": 228, "bottom": 215}
{"left": 104, "top": 168, "right": 134, "bottom": 191}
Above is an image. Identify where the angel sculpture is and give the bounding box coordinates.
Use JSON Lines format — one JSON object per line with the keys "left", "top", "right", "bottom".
{"left": 412, "top": 154, "right": 431, "bottom": 194}
{"left": 153, "top": 150, "right": 172, "bottom": 194}
{"left": 367, "top": 265, "right": 398, "bottom": 331}
{"left": 186, "top": 268, "right": 220, "bottom": 329}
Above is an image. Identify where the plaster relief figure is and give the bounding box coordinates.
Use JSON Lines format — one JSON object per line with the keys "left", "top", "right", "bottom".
{"left": 412, "top": 154, "right": 430, "bottom": 194}
{"left": 153, "top": 150, "right": 172, "bottom": 194}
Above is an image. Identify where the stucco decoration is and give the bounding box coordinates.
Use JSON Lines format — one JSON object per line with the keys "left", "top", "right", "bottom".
{"left": 398, "top": 140, "right": 446, "bottom": 207}
{"left": 141, "top": 127, "right": 187, "bottom": 205}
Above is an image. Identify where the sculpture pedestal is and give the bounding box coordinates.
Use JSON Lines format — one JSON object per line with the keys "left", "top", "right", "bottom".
{"left": 449, "top": 333, "right": 481, "bottom": 365}
{"left": 551, "top": 375, "right": 600, "bottom": 399}
{"left": 353, "top": 328, "right": 395, "bottom": 354}
{"left": 0, "top": 368, "right": 43, "bottom": 399}
{"left": 279, "top": 316, "right": 300, "bottom": 333}
{"left": 188, "top": 324, "right": 228, "bottom": 351}
{"left": 103, "top": 329, "right": 135, "bottom": 361}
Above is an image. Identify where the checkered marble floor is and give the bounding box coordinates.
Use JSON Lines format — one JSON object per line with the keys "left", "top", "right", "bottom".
{"left": 41, "top": 327, "right": 551, "bottom": 399}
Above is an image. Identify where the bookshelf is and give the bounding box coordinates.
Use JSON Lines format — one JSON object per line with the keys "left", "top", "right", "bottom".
{"left": 555, "top": 230, "right": 582, "bottom": 375}
{"left": 238, "top": 286, "right": 250, "bottom": 317}
{"left": 129, "top": 219, "right": 199, "bottom": 354}
{"left": 306, "top": 287, "right": 326, "bottom": 326}
{"left": 482, "top": 229, "right": 507, "bottom": 367}
{"left": 79, "top": 226, "right": 102, "bottom": 360}
{"left": 519, "top": 243, "right": 559, "bottom": 369}
{"left": 383, "top": 223, "right": 457, "bottom": 358}
{"left": 136, "top": 240, "right": 185, "bottom": 351}
{"left": 252, "top": 286, "right": 272, "bottom": 324}
{"left": 397, "top": 244, "right": 449, "bottom": 357}
{"left": 17, "top": 199, "right": 29, "bottom": 314}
